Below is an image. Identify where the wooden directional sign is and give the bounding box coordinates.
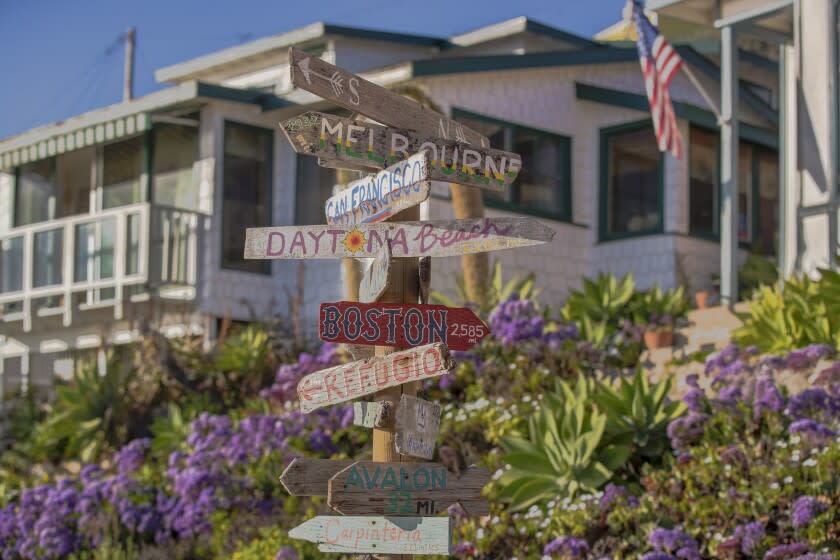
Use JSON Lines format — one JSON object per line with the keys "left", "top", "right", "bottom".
{"left": 328, "top": 461, "right": 490, "bottom": 517}
{"left": 243, "top": 217, "right": 555, "bottom": 260}
{"left": 320, "top": 301, "right": 488, "bottom": 351}
{"left": 289, "top": 515, "right": 451, "bottom": 556}
{"left": 289, "top": 46, "right": 488, "bottom": 148}
{"left": 359, "top": 243, "right": 392, "bottom": 304}
{"left": 297, "top": 343, "right": 454, "bottom": 413}
{"left": 279, "top": 458, "right": 355, "bottom": 496}
{"left": 394, "top": 395, "right": 442, "bottom": 460}
{"left": 325, "top": 152, "right": 430, "bottom": 225}
{"left": 346, "top": 344, "right": 374, "bottom": 361}
{"left": 353, "top": 400, "right": 390, "bottom": 428}
{"left": 282, "top": 111, "right": 520, "bottom": 191}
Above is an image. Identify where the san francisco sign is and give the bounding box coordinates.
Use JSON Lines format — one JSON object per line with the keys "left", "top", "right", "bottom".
{"left": 289, "top": 46, "right": 488, "bottom": 147}
{"left": 319, "top": 301, "right": 489, "bottom": 351}
{"left": 282, "top": 111, "right": 521, "bottom": 191}
{"left": 296, "top": 342, "right": 454, "bottom": 413}
{"left": 325, "top": 152, "right": 430, "bottom": 225}
{"left": 243, "top": 217, "right": 555, "bottom": 259}
{"left": 328, "top": 461, "right": 490, "bottom": 517}
{"left": 288, "top": 515, "right": 451, "bottom": 555}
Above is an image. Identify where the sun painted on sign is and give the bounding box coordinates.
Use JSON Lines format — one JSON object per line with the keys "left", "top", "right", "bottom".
{"left": 342, "top": 228, "right": 366, "bottom": 254}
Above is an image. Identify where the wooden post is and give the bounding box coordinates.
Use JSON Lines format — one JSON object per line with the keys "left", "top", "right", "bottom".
{"left": 373, "top": 206, "right": 419, "bottom": 560}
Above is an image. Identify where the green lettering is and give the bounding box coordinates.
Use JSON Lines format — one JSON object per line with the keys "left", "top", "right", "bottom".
{"left": 362, "top": 466, "right": 381, "bottom": 490}
{"left": 345, "top": 466, "right": 364, "bottom": 489}
{"left": 431, "top": 467, "right": 446, "bottom": 490}
{"left": 381, "top": 466, "right": 398, "bottom": 490}
{"left": 413, "top": 467, "right": 430, "bottom": 490}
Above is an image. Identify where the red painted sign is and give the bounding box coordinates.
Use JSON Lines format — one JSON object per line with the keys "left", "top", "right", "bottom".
{"left": 319, "top": 301, "right": 488, "bottom": 351}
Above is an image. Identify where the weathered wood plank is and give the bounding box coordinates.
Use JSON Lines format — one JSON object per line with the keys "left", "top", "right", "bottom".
{"left": 395, "top": 395, "right": 441, "bottom": 436}
{"left": 359, "top": 243, "right": 392, "bottom": 304}
{"left": 327, "top": 461, "right": 490, "bottom": 517}
{"left": 279, "top": 458, "right": 355, "bottom": 496}
{"left": 395, "top": 431, "right": 436, "bottom": 461}
{"left": 243, "top": 217, "right": 555, "bottom": 259}
{"left": 289, "top": 47, "right": 488, "bottom": 148}
{"left": 288, "top": 515, "right": 451, "bottom": 555}
{"left": 346, "top": 344, "right": 374, "bottom": 361}
{"left": 418, "top": 256, "right": 431, "bottom": 304}
{"left": 282, "top": 111, "right": 520, "bottom": 191}
{"left": 297, "top": 343, "right": 454, "bottom": 413}
{"left": 320, "top": 301, "right": 489, "bottom": 351}
{"left": 325, "top": 152, "right": 430, "bottom": 225}
{"left": 353, "top": 400, "right": 391, "bottom": 428}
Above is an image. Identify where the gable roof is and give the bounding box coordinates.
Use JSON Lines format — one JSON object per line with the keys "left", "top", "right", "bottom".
{"left": 448, "top": 16, "right": 598, "bottom": 49}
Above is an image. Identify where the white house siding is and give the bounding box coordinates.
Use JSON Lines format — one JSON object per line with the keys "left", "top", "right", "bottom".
{"left": 0, "top": 172, "right": 12, "bottom": 234}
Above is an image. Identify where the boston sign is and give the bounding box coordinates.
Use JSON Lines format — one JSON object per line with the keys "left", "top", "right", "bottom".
{"left": 282, "top": 111, "right": 520, "bottom": 191}
{"left": 243, "top": 217, "right": 555, "bottom": 259}
{"left": 320, "top": 301, "right": 488, "bottom": 351}
{"left": 296, "top": 342, "right": 454, "bottom": 413}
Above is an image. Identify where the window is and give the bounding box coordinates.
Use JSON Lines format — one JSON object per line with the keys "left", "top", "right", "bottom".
{"left": 153, "top": 123, "right": 198, "bottom": 210}
{"left": 102, "top": 137, "right": 142, "bottom": 209}
{"left": 687, "top": 125, "right": 779, "bottom": 255}
{"left": 56, "top": 147, "right": 93, "bottom": 217}
{"left": 600, "top": 122, "right": 662, "bottom": 240}
{"left": 453, "top": 110, "right": 571, "bottom": 221}
{"left": 221, "top": 122, "right": 272, "bottom": 274}
{"left": 15, "top": 159, "right": 56, "bottom": 227}
{"left": 295, "top": 155, "right": 337, "bottom": 225}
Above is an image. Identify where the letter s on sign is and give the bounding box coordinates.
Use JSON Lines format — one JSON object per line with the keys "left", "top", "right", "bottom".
{"left": 348, "top": 78, "right": 360, "bottom": 105}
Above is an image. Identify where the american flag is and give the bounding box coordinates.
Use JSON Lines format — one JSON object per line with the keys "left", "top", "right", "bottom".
{"left": 632, "top": 0, "right": 683, "bottom": 158}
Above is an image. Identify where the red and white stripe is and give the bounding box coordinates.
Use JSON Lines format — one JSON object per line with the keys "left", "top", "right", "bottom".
{"left": 641, "top": 35, "right": 683, "bottom": 158}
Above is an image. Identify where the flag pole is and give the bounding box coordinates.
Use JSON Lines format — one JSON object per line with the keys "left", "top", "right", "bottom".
{"left": 680, "top": 63, "right": 726, "bottom": 125}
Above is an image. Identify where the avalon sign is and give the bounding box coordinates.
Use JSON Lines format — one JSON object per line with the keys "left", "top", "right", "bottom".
{"left": 288, "top": 515, "right": 451, "bottom": 555}
{"left": 319, "top": 301, "right": 489, "bottom": 351}
{"left": 243, "top": 217, "right": 555, "bottom": 259}
{"left": 282, "top": 111, "right": 521, "bottom": 191}
{"left": 296, "top": 343, "right": 454, "bottom": 413}
{"left": 327, "top": 461, "right": 490, "bottom": 517}
{"left": 325, "top": 152, "right": 430, "bottom": 225}
{"left": 289, "top": 46, "right": 488, "bottom": 147}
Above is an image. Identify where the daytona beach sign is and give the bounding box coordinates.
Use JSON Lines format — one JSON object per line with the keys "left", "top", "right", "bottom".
{"left": 319, "top": 301, "right": 488, "bottom": 351}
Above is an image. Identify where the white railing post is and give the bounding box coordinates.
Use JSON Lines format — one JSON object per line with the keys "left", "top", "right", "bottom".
{"left": 113, "top": 212, "right": 126, "bottom": 320}
{"left": 21, "top": 230, "right": 33, "bottom": 332}
{"left": 187, "top": 213, "right": 198, "bottom": 285}
{"left": 62, "top": 221, "right": 74, "bottom": 326}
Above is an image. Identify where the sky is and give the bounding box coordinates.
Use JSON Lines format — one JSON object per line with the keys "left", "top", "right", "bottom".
{"left": 0, "top": 0, "right": 627, "bottom": 141}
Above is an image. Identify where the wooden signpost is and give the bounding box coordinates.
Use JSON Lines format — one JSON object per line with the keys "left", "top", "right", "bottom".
{"left": 324, "top": 152, "right": 431, "bottom": 225}
{"left": 289, "top": 47, "right": 488, "bottom": 147}
{"left": 359, "top": 244, "right": 392, "bottom": 303}
{"left": 353, "top": 400, "right": 390, "bottom": 428}
{"left": 243, "top": 217, "right": 555, "bottom": 259}
{"left": 279, "top": 458, "right": 356, "bottom": 496}
{"left": 288, "top": 515, "right": 451, "bottom": 555}
{"left": 282, "top": 111, "right": 521, "bottom": 191}
{"left": 319, "top": 301, "right": 489, "bottom": 351}
{"left": 327, "top": 461, "right": 490, "bottom": 517}
{"left": 394, "top": 395, "right": 442, "bottom": 460}
{"left": 296, "top": 342, "right": 454, "bottom": 413}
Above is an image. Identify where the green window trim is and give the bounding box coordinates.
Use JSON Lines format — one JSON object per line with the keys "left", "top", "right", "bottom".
{"left": 450, "top": 108, "right": 573, "bottom": 224}
{"left": 598, "top": 119, "right": 665, "bottom": 243}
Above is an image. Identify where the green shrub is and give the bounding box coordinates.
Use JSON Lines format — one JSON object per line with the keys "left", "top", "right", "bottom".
{"left": 431, "top": 260, "right": 537, "bottom": 315}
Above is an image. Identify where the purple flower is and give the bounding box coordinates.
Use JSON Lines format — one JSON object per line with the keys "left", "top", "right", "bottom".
{"left": 275, "top": 546, "right": 298, "bottom": 560}
{"left": 599, "top": 483, "right": 628, "bottom": 510}
{"left": 447, "top": 503, "right": 467, "bottom": 521}
{"left": 733, "top": 521, "right": 765, "bottom": 555}
{"left": 720, "top": 445, "right": 748, "bottom": 468}
{"left": 640, "top": 554, "right": 676, "bottom": 560}
{"left": 114, "top": 438, "right": 151, "bottom": 475}
{"left": 786, "top": 388, "right": 840, "bottom": 420}
{"left": 544, "top": 536, "right": 589, "bottom": 558}
{"left": 790, "top": 555, "right": 834, "bottom": 560}
{"left": 754, "top": 377, "right": 785, "bottom": 418}
{"left": 489, "top": 294, "right": 545, "bottom": 345}
{"left": 262, "top": 344, "right": 340, "bottom": 404}
{"left": 792, "top": 496, "right": 828, "bottom": 529}
{"left": 647, "top": 527, "right": 700, "bottom": 560}
{"left": 718, "top": 385, "right": 742, "bottom": 405}
{"left": 788, "top": 419, "right": 836, "bottom": 438}
{"left": 764, "top": 543, "right": 810, "bottom": 560}
{"left": 667, "top": 413, "right": 708, "bottom": 449}
{"left": 453, "top": 541, "right": 477, "bottom": 557}
{"left": 786, "top": 344, "right": 832, "bottom": 370}
{"left": 682, "top": 388, "right": 705, "bottom": 413}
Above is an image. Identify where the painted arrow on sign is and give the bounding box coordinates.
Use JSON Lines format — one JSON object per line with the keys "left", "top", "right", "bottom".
{"left": 279, "top": 458, "right": 355, "bottom": 496}
{"left": 297, "top": 342, "right": 454, "bottom": 413}
{"left": 359, "top": 243, "right": 391, "bottom": 304}
{"left": 281, "top": 111, "right": 521, "bottom": 191}
{"left": 243, "top": 217, "right": 555, "bottom": 259}
{"left": 319, "top": 301, "right": 489, "bottom": 351}
{"left": 325, "top": 152, "right": 430, "bottom": 225}
{"left": 328, "top": 461, "right": 490, "bottom": 517}
{"left": 289, "top": 46, "right": 488, "bottom": 148}
{"left": 288, "top": 515, "right": 451, "bottom": 555}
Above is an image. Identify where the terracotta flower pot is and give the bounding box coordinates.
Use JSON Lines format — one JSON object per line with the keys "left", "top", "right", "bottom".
{"left": 695, "top": 290, "right": 712, "bottom": 309}
{"left": 644, "top": 329, "right": 674, "bottom": 350}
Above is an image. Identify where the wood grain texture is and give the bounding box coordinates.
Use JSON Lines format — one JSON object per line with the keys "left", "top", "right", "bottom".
{"left": 281, "top": 111, "right": 519, "bottom": 190}
{"left": 354, "top": 401, "right": 391, "bottom": 428}
{"left": 289, "top": 47, "right": 487, "bottom": 148}
{"left": 288, "top": 515, "right": 451, "bottom": 555}
{"left": 243, "top": 217, "right": 556, "bottom": 259}
{"left": 297, "top": 343, "right": 454, "bottom": 413}
{"left": 279, "top": 458, "right": 355, "bottom": 496}
{"left": 395, "top": 395, "right": 441, "bottom": 436}
{"left": 328, "top": 461, "right": 490, "bottom": 517}
{"left": 325, "top": 152, "right": 430, "bottom": 225}
{"left": 359, "top": 243, "right": 392, "bottom": 304}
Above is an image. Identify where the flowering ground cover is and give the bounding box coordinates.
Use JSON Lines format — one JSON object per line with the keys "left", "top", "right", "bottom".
{"left": 0, "top": 292, "right": 838, "bottom": 559}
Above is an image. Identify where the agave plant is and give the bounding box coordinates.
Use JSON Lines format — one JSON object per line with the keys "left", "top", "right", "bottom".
{"left": 431, "top": 260, "right": 537, "bottom": 315}
{"left": 594, "top": 368, "right": 686, "bottom": 464}
{"left": 562, "top": 272, "right": 636, "bottom": 326}
{"left": 498, "top": 376, "right": 632, "bottom": 511}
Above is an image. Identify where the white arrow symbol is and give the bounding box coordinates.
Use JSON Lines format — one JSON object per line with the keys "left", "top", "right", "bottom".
{"left": 296, "top": 57, "right": 344, "bottom": 97}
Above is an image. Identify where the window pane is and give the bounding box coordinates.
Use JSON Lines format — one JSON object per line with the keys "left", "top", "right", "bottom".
{"left": 605, "top": 127, "right": 661, "bottom": 235}
{"left": 738, "top": 144, "right": 753, "bottom": 243}
{"left": 153, "top": 124, "right": 198, "bottom": 210}
{"left": 689, "top": 127, "right": 718, "bottom": 235}
{"left": 103, "top": 137, "right": 142, "bottom": 209}
{"left": 15, "top": 159, "right": 56, "bottom": 226}
{"left": 222, "top": 123, "right": 272, "bottom": 274}
{"left": 56, "top": 147, "right": 93, "bottom": 217}
{"left": 453, "top": 115, "right": 507, "bottom": 204}
{"left": 757, "top": 148, "right": 779, "bottom": 255}
{"left": 295, "top": 155, "right": 337, "bottom": 225}
{"left": 513, "top": 131, "right": 568, "bottom": 217}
